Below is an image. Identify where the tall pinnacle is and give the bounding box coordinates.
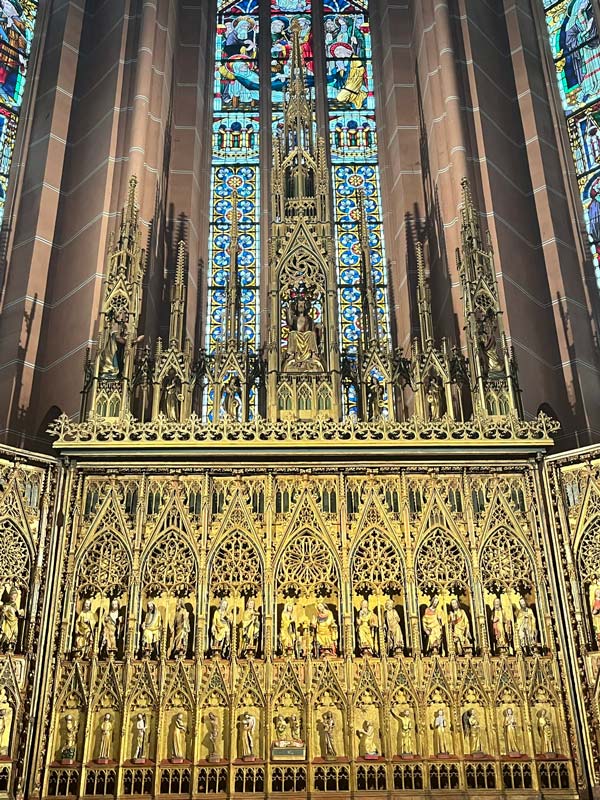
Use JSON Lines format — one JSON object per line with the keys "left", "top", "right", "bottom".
{"left": 416, "top": 242, "right": 434, "bottom": 345}
{"left": 460, "top": 177, "right": 482, "bottom": 251}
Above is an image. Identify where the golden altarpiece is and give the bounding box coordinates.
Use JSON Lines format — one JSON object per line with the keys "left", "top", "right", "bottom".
{"left": 1, "top": 27, "right": 600, "bottom": 800}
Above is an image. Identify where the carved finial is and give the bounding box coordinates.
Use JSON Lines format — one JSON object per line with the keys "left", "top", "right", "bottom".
{"left": 416, "top": 241, "right": 434, "bottom": 346}
{"left": 176, "top": 240, "right": 186, "bottom": 287}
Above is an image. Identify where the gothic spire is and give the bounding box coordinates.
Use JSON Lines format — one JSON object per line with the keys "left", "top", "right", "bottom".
{"left": 168, "top": 240, "right": 187, "bottom": 348}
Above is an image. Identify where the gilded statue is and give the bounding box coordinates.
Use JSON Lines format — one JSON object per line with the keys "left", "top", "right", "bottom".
{"left": 141, "top": 601, "right": 162, "bottom": 658}
{"left": 97, "top": 713, "right": 113, "bottom": 762}
{"left": 238, "top": 712, "right": 257, "bottom": 760}
{"left": 289, "top": 714, "right": 303, "bottom": 745}
{"left": 366, "top": 374, "right": 384, "bottom": 420}
{"left": 239, "top": 597, "right": 260, "bottom": 657}
{"left": 311, "top": 603, "right": 338, "bottom": 656}
{"left": 274, "top": 715, "right": 290, "bottom": 747}
{"left": 462, "top": 709, "right": 483, "bottom": 754}
{"left": 515, "top": 596, "right": 537, "bottom": 654}
{"left": 321, "top": 711, "right": 337, "bottom": 758}
{"left": 384, "top": 599, "right": 404, "bottom": 655}
{"left": 491, "top": 596, "right": 512, "bottom": 654}
{"left": 422, "top": 596, "right": 443, "bottom": 655}
{"left": 171, "top": 599, "right": 190, "bottom": 658}
{"left": 162, "top": 374, "right": 183, "bottom": 422}
{"left": 537, "top": 709, "right": 555, "bottom": 754}
{"left": 284, "top": 293, "right": 322, "bottom": 373}
{"left": 207, "top": 712, "right": 221, "bottom": 761}
{"left": 279, "top": 602, "right": 297, "bottom": 656}
{"left": 0, "top": 589, "right": 24, "bottom": 651}
{"left": 98, "top": 318, "right": 127, "bottom": 379}
{"left": 171, "top": 713, "right": 187, "bottom": 761}
{"left": 0, "top": 692, "right": 11, "bottom": 757}
{"left": 101, "top": 599, "right": 123, "bottom": 657}
{"left": 223, "top": 374, "right": 242, "bottom": 420}
{"left": 133, "top": 714, "right": 148, "bottom": 761}
{"left": 504, "top": 708, "right": 520, "bottom": 755}
{"left": 476, "top": 307, "right": 504, "bottom": 375}
{"left": 211, "top": 599, "right": 232, "bottom": 658}
{"left": 356, "top": 599, "right": 378, "bottom": 655}
{"left": 73, "top": 599, "right": 96, "bottom": 659}
{"left": 449, "top": 598, "right": 472, "bottom": 656}
{"left": 60, "top": 714, "right": 78, "bottom": 762}
{"left": 391, "top": 708, "right": 414, "bottom": 756}
{"left": 357, "top": 720, "right": 379, "bottom": 758}
{"left": 426, "top": 375, "right": 443, "bottom": 420}
{"left": 432, "top": 709, "right": 451, "bottom": 755}
{"left": 589, "top": 583, "right": 600, "bottom": 647}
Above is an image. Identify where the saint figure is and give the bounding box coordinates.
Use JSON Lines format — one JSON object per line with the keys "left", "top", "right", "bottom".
{"left": 61, "top": 714, "right": 78, "bottom": 762}
{"left": 141, "top": 602, "right": 162, "bottom": 658}
{"left": 537, "top": 710, "right": 555, "bottom": 754}
{"left": 290, "top": 714, "right": 303, "bottom": 745}
{"left": 223, "top": 375, "right": 242, "bottom": 420}
{"left": 133, "top": 714, "right": 147, "bottom": 760}
{"left": 449, "top": 599, "right": 472, "bottom": 656}
{"left": 73, "top": 599, "right": 96, "bottom": 658}
{"left": 432, "top": 709, "right": 451, "bottom": 755}
{"left": 97, "top": 713, "right": 113, "bottom": 761}
{"left": 171, "top": 713, "right": 187, "bottom": 761}
{"left": 0, "top": 590, "right": 24, "bottom": 651}
{"left": 515, "top": 596, "right": 537, "bottom": 654}
{"left": 357, "top": 720, "right": 378, "bottom": 757}
{"left": 491, "top": 596, "right": 512, "bottom": 654}
{"left": 422, "top": 596, "right": 443, "bottom": 654}
{"left": 504, "top": 708, "right": 519, "bottom": 755}
{"left": 101, "top": 599, "right": 123, "bottom": 656}
{"left": 391, "top": 708, "right": 414, "bottom": 755}
{"left": 279, "top": 602, "right": 297, "bottom": 656}
{"left": 385, "top": 599, "right": 404, "bottom": 655}
{"left": 274, "top": 715, "right": 289, "bottom": 747}
{"left": 238, "top": 712, "right": 257, "bottom": 760}
{"left": 366, "top": 375, "right": 384, "bottom": 420}
{"left": 356, "top": 599, "right": 378, "bottom": 655}
{"left": 208, "top": 712, "right": 221, "bottom": 760}
{"left": 162, "top": 376, "right": 182, "bottom": 422}
{"left": 211, "top": 599, "right": 232, "bottom": 658}
{"left": 239, "top": 598, "right": 260, "bottom": 657}
{"left": 311, "top": 603, "right": 338, "bottom": 656}
{"left": 322, "top": 711, "right": 337, "bottom": 758}
{"left": 462, "top": 709, "right": 483, "bottom": 754}
{"left": 284, "top": 295, "right": 323, "bottom": 373}
{"left": 171, "top": 599, "right": 190, "bottom": 658}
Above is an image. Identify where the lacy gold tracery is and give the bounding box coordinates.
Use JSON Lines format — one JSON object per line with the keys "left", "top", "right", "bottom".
{"left": 77, "top": 531, "right": 131, "bottom": 596}
{"left": 143, "top": 532, "right": 197, "bottom": 596}
{"left": 0, "top": 520, "right": 30, "bottom": 589}
{"left": 210, "top": 531, "right": 262, "bottom": 597}
{"left": 351, "top": 529, "right": 403, "bottom": 594}
{"left": 276, "top": 531, "right": 337, "bottom": 597}
{"left": 480, "top": 527, "right": 534, "bottom": 592}
{"left": 577, "top": 519, "right": 600, "bottom": 583}
{"left": 415, "top": 529, "right": 469, "bottom": 591}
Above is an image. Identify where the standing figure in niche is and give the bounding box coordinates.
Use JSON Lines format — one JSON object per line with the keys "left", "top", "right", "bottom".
{"left": 391, "top": 708, "right": 414, "bottom": 756}
{"left": 366, "top": 374, "right": 384, "bottom": 420}
{"left": 384, "top": 599, "right": 404, "bottom": 655}
{"left": 61, "top": 714, "right": 79, "bottom": 762}
{"left": 98, "top": 318, "right": 127, "bottom": 379}
{"left": 208, "top": 712, "right": 221, "bottom": 760}
{"left": 73, "top": 599, "right": 96, "bottom": 658}
{"left": 589, "top": 583, "right": 600, "bottom": 647}
{"left": 476, "top": 308, "right": 504, "bottom": 375}
{"left": 426, "top": 375, "right": 443, "bottom": 420}
{"left": 211, "top": 599, "right": 232, "bottom": 658}
{"left": 133, "top": 714, "right": 147, "bottom": 760}
{"left": 491, "top": 596, "right": 512, "bottom": 654}
{"left": 357, "top": 720, "right": 379, "bottom": 757}
{"left": 162, "top": 375, "right": 183, "bottom": 422}
{"left": 223, "top": 374, "right": 242, "bottom": 420}
{"left": 356, "top": 599, "right": 378, "bottom": 655}
{"left": 141, "top": 601, "right": 162, "bottom": 658}
{"left": 322, "top": 711, "right": 337, "bottom": 758}
{"left": 449, "top": 598, "right": 472, "bottom": 656}
{"left": 515, "top": 596, "right": 538, "bottom": 654}
{"left": 0, "top": 589, "right": 24, "bottom": 651}
{"left": 171, "top": 599, "right": 190, "bottom": 658}
{"left": 101, "top": 599, "right": 123, "bottom": 656}
{"left": 290, "top": 715, "right": 303, "bottom": 745}
{"left": 240, "top": 598, "right": 260, "bottom": 657}
{"left": 97, "top": 713, "right": 113, "bottom": 762}
{"left": 462, "top": 709, "right": 483, "bottom": 754}
{"left": 311, "top": 603, "right": 338, "bottom": 656}
{"left": 274, "top": 714, "right": 290, "bottom": 746}
{"left": 238, "top": 712, "right": 257, "bottom": 760}
{"left": 0, "top": 693, "right": 10, "bottom": 758}
{"left": 537, "top": 710, "right": 556, "bottom": 754}
{"left": 432, "top": 709, "right": 451, "bottom": 755}
{"left": 422, "top": 596, "right": 443, "bottom": 655}
{"left": 504, "top": 708, "right": 520, "bottom": 755}
{"left": 279, "top": 602, "right": 297, "bottom": 656}
{"left": 171, "top": 713, "right": 187, "bottom": 761}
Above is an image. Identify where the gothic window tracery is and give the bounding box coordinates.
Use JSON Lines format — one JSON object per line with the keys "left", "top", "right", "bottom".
{"left": 76, "top": 531, "right": 131, "bottom": 598}
{"left": 0, "top": 520, "right": 30, "bottom": 592}
{"left": 576, "top": 517, "right": 600, "bottom": 647}
{"left": 142, "top": 532, "right": 197, "bottom": 597}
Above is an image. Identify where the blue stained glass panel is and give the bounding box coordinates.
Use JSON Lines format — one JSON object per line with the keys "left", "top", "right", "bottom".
{"left": 0, "top": 0, "right": 39, "bottom": 222}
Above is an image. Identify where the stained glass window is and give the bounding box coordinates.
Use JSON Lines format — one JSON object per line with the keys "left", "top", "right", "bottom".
{"left": 208, "top": 0, "right": 260, "bottom": 353}
{"left": 0, "top": 1, "right": 39, "bottom": 222}
{"left": 322, "top": 0, "right": 389, "bottom": 354}
{"left": 543, "top": 0, "right": 600, "bottom": 285}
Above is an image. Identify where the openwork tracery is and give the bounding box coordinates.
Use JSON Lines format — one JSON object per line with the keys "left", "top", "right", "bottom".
{"left": 0, "top": 520, "right": 31, "bottom": 590}
{"left": 77, "top": 531, "right": 131, "bottom": 597}
{"left": 480, "top": 527, "right": 534, "bottom": 593}
{"left": 276, "top": 531, "right": 337, "bottom": 597}
{"left": 351, "top": 529, "right": 403, "bottom": 595}
{"left": 210, "top": 531, "right": 262, "bottom": 597}
{"left": 415, "top": 528, "right": 469, "bottom": 592}
{"left": 142, "top": 531, "right": 197, "bottom": 596}
{"left": 577, "top": 519, "right": 600, "bottom": 584}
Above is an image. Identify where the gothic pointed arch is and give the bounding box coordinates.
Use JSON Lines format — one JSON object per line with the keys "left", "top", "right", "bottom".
{"left": 275, "top": 528, "right": 339, "bottom": 599}
{"left": 208, "top": 530, "right": 263, "bottom": 599}
{"left": 414, "top": 526, "right": 470, "bottom": 595}
{"left": 141, "top": 529, "right": 198, "bottom": 598}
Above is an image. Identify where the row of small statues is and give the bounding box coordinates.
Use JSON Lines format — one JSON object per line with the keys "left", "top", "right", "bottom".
{"left": 72, "top": 593, "right": 540, "bottom": 661}
{"left": 60, "top": 706, "right": 558, "bottom": 764}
